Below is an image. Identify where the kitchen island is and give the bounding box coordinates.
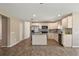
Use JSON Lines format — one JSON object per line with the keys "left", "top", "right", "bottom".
{"left": 32, "top": 33, "right": 47, "bottom": 45}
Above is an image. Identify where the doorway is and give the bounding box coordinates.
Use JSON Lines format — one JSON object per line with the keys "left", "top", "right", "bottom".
{"left": 0, "top": 15, "right": 9, "bottom": 47}
{"left": 0, "top": 15, "right": 2, "bottom": 47}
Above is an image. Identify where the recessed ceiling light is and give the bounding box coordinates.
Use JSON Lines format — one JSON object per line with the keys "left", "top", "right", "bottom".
{"left": 58, "top": 14, "right": 61, "bottom": 17}
{"left": 33, "top": 14, "right": 36, "bottom": 17}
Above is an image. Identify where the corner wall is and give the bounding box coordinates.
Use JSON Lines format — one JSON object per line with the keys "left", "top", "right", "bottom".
{"left": 24, "top": 22, "right": 30, "bottom": 39}
{"left": 72, "top": 12, "right": 79, "bottom": 47}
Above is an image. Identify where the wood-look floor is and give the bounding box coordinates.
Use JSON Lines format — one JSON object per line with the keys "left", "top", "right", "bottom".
{"left": 0, "top": 40, "right": 1, "bottom": 45}
{"left": 0, "top": 39, "right": 79, "bottom": 56}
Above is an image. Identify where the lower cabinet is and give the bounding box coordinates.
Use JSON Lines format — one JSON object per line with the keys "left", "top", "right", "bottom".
{"left": 48, "top": 33, "right": 58, "bottom": 42}
{"left": 32, "top": 34, "right": 47, "bottom": 45}
{"left": 62, "top": 34, "right": 72, "bottom": 47}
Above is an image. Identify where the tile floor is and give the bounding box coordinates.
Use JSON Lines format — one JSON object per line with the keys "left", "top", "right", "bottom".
{"left": 0, "top": 39, "right": 79, "bottom": 56}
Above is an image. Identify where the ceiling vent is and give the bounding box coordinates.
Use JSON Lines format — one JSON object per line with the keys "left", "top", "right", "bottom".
{"left": 40, "top": 3, "right": 44, "bottom": 4}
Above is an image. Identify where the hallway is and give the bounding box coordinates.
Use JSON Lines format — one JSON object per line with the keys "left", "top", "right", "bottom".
{"left": 0, "top": 39, "right": 79, "bottom": 56}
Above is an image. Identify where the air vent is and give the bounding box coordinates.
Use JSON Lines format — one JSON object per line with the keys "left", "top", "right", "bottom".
{"left": 40, "top": 3, "right": 44, "bottom": 4}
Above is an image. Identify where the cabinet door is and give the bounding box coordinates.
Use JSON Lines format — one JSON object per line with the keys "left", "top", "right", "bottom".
{"left": 62, "top": 17, "right": 68, "bottom": 28}
{"left": 48, "top": 33, "right": 55, "bottom": 39}
{"left": 68, "top": 16, "right": 72, "bottom": 28}
{"left": 62, "top": 35, "right": 72, "bottom": 47}
{"left": 48, "top": 23, "right": 58, "bottom": 29}
{"left": 32, "top": 35, "right": 47, "bottom": 45}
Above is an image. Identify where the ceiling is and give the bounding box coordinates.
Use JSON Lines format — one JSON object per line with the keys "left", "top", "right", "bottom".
{"left": 0, "top": 3, "right": 79, "bottom": 21}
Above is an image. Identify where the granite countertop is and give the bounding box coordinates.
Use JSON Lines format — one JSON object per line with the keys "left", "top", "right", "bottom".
{"left": 32, "top": 32, "right": 47, "bottom": 35}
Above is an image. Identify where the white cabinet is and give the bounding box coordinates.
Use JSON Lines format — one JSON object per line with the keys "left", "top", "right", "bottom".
{"left": 62, "top": 15, "right": 72, "bottom": 28}
{"left": 48, "top": 22, "right": 58, "bottom": 29}
{"left": 48, "top": 33, "right": 58, "bottom": 42}
{"left": 32, "top": 34, "right": 47, "bottom": 45}
{"left": 62, "top": 17, "right": 68, "bottom": 28}
{"left": 54, "top": 34, "right": 58, "bottom": 42}
{"left": 68, "top": 16, "right": 72, "bottom": 28}
{"left": 62, "top": 34, "right": 72, "bottom": 47}
{"left": 62, "top": 15, "right": 72, "bottom": 47}
{"left": 48, "top": 33, "right": 55, "bottom": 39}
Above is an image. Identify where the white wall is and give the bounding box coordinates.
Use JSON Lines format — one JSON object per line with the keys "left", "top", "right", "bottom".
{"left": 8, "top": 17, "right": 24, "bottom": 47}
{"left": 73, "top": 12, "right": 79, "bottom": 47}
{"left": 0, "top": 8, "right": 24, "bottom": 47}
{"left": 0, "top": 15, "right": 2, "bottom": 40}
{"left": 0, "top": 8, "right": 9, "bottom": 17}
{"left": 24, "top": 22, "right": 30, "bottom": 39}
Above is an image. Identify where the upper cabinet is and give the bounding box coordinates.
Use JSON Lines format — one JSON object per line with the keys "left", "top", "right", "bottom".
{"left": 48, "top": 22, "right": 58, "bottom": 29}
{"left": 62, "top": 17, "right": 68, "bottom": 28}
{"left": 62, "top": 15, "right": 72, "bottom": 28}
{"left": 58, "top": 21, "right": 62, "bottom": 29}
{"left": 68, "top": 16, "right": 72, "bottom": 28}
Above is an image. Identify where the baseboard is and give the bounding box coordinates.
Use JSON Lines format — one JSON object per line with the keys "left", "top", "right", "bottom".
{"left": 7, "top": 37, "right": 30, "bottom": 47}
{"left": 72, "top": 46, "right": 79, "bottom": 48}
{"left": 1, "top": 46, "right": 7, "bottom": 47}
{"left": 7, "top": 40, "right": 22, "bottom": 47}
